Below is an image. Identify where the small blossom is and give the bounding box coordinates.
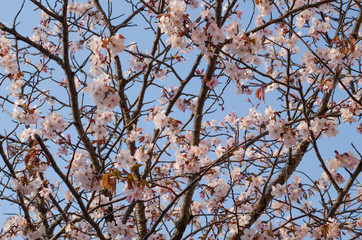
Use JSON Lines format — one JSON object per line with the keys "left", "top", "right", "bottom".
{"left": 271, "top": 183, "right": 287, "bottom": 198}
{"left": 153, "top": 111, "right": 169, "bottom": 129}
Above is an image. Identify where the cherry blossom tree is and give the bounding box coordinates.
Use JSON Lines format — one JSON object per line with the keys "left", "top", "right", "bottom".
{"left": 0, "top": 0, "right": 361, "bottom": 239}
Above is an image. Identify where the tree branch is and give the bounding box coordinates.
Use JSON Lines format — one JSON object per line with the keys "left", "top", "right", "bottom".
{"left": 0, "top": 22, "right": 63, "bottom": 66}
{"left": 34, "top": 134, "right": 108, "bottom": 240}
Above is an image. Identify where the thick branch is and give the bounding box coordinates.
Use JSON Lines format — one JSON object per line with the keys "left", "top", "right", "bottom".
{"left": 351, "top": 8, "right": 362, "bottom": 39}
{"left": 29, "top": 0, "right": 62, "bottom": 21}
{"left": 60, "top": 0, "right": 101, "bottom": 172}
{"left": 247, "top": 0, "right": 335, "bottom": 35}
{"left": 0, "top": 22, "right": 63, "bottom": 66}
{"left": 170, "top": 19, "right": 221, "bottom": 240}
{"left": 34, "top": 135, "right": 107, "bottom": 240}
{"left": 0, "top": 142, "right": 32, "bottom": 224}
{"left": 143, "top": 132, "right": 267, "bottom": 240}
{"left": 326, "top": 157, "right": 362, "bottom": 218}
{"left": 228, "top": 76, "right": 339, "bottom": 240}
{"left": 92, "top": 0, "right": 113, "bottom": 33}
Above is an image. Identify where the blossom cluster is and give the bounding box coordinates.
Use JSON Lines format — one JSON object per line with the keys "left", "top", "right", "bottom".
{"left": 85, "top": 74, "right": 120, "bottom": 109}
{"left": 39, "top": 112, "right": 67, "bottom": 139}
{"left": 12, "top": 99, "right": 40, "bottom": 126}
{"left": 159, "top": 0, "right": 188, "bottom": 49}
{"left": 88, "top": 110, "right": 115, "bottom": 140}
{"left": 69, "top": 151, "right": 101, "bottom": 191}
{"left": 0, "top": 34, "right": 16, "bottom": 74}
{"left": 106, "top": 220, "right": 135, "bottom": 240}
